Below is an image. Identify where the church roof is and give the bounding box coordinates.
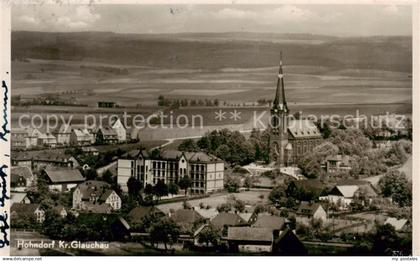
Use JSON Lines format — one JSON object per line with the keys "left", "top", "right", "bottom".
{"left": 288, "top": 120, "right": 321, "bottom": 139}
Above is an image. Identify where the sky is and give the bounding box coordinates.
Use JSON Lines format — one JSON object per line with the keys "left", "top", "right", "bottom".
{"left": 12, "top": 4, "right": 412, "bottom": 36}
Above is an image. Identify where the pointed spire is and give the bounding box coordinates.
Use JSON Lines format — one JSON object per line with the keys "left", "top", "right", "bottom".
{"left": 273, "top": 51, "right": 288, "bottom": 111}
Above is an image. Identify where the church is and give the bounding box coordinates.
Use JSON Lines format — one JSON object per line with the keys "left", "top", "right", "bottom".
{"left": 269, "top": 53, "right": 323, "bottom": 166}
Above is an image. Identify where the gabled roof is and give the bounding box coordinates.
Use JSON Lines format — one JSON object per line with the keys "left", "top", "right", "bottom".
{"left": 210, "top": 212, "right": 246, "bottom": 230}
{"left": 252, "top": 215, "right": 285, "bottom": 230}
{"left": 171, "top": 209, "right": 203, "bottom": 224}
{"left": 296, "top": 202, "right": 324, "bottom": 216}
{"left": 100, "top": 127, "right": 118, "bottom": 137}
{"left": 13, "top": 150, "right": 76, "bottom": 163}
{"left": 128, "top": 206, "right": 163, "bottom": 224}
{"left": 336, "top": 180, "right": 378, "bottom": 198}
{"left": 326, "top": 155, "right": 351, "bottom": 164}
{"left": 333, "top": 185, "right": 359, "bottom": 198}
{"left": 11, "top": 166, "right": 33, "bottom": 180}
{"left": 227, "top": 227, "right": 273, "bottom": 242}
{"left": 11, "top": 203, "right": 41, "bottom": 216}
{"left": 111, "top": 118, "right": 126, "bottom": 129}
{"left": 237, "top": 212, "right": 253, "bottom": 223}
{"left": 385, "top": 217, "right": 408, "bottom": 231}
{"left": 193, "top": 207, "right": 219, "bottom": 220}
{"left": 82, "top": 203, "right": 112, "bottom": 214}
{"left": 185, "top": 151, "right": 223, "bottom": 163}
{"left": 160, "top": 150, "right": 185, "bottom": 160}
{"left": 10, "top": 192, "right": 29, "bottom": 204}
{"left": 288, "top": 120, "right": 321, "bottom": 139}
{"left": 55, "top": 123, "right": 72, "bottom": 134}
{"left": 75, "top": 180, "right": 113, "bottom": 200}
{"left": 44, "top": 167, "right": 85, "bottom": 184}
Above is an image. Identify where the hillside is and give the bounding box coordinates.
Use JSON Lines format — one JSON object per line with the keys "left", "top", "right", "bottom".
{"left": 12, "top": 31, "right": 412, "bottom": 72}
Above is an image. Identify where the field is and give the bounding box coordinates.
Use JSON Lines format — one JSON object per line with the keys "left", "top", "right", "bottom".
{"left": 156, "top": 190, "right": 270, "bottom": 214}
{"left": 11, "top": 31, "right": 412, "bottom": 141}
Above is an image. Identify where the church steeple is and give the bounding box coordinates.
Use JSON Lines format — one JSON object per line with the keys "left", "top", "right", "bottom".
{"left": 273, "top": 51, "right": 288, "bottom": 112}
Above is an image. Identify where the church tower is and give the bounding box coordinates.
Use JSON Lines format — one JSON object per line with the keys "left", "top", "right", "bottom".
{"left": 269, "top": 52, "right": 290, "bottom": 166}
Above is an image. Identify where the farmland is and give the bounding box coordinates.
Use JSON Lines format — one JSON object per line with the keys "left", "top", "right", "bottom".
{"left": 11, "top": 31, "right": 412, "bottom": 139}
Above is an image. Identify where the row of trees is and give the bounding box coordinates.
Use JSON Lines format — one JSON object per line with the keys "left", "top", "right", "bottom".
{"left": 126, "top": 175, "right": 193, "bottom": 204}
{"left": 158, "top": 95, "right": 220, "bottom": 108}
{"left": 178, "top": 128, "right": 270, "bottom": 166}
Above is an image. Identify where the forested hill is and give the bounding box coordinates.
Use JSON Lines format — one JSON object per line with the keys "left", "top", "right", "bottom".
{"left": 12, "top": 31, "right": 411, "bottom": 72}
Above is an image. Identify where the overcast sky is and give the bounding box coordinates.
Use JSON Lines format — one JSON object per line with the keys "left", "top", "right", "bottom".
{"left": 12, "top": 4, "right": 412, "bottom": 36}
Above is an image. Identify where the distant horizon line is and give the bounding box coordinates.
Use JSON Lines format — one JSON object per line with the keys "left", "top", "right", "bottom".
{"left": 11, "top": 29, "right": 412, "bottom": 38}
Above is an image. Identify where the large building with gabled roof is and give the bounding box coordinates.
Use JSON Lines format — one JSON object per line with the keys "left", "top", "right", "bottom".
{"left": 117, "top": 149, "right": 224, "bottom": 194}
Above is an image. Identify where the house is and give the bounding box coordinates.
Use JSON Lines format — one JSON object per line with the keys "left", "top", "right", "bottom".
{"left": 111, "top": 118, "right": 127, "bottom": 142}
{"left": 37, "top": 133, "right": 57, "bottom": 148}
{"left": 210, "top": 212, "right": 246, "bottom": 231}
{"left": 385, "top": 217, "right": 409, "bottom": 231}
{"left": 252, "top": 214, "right": 286, "bottom": 231}
{"left": 95, "top": 127, "right": 118, "bottom": 144}
{"left": 43, "top": 167, "right": 85, "bottom": 192}
{"left": 70, "top": 128, "right": 95, "bottom": 146}
{"left": 322, "top": 155, "right": 353, "bottom": 175}
{"left": 11, "top": 166, "right": 34, "bottom": 191}
{"left": 193, "top": 224, "right": 217, "bottom": 247}
{"left": 319, "top": 185, "right": 359, "bottom": 209}
{"left": 11, "top": 128, "right": 29, "bottom": 149}
{"left": 73, "top": 180, "right": 121, "bottom": 211}
{"left": 26, "top": 128, "right": 42, "bottom": 148}
{"left": 273, "top": 229, "right": 307, "bottom": 255}
{"left": 11, "top": 203, "right": 45, "bottom": 223}
{"left": 10, "top": 192, "right": 31, "bottom": 204}
{"left": 54, "top": 123, "right": 72, "bottom": 145}
{"left": 170, "top": 209, "right": 204, "bottom": 233}
{"left": 127, "top": 206, "right": 165, "bottom": 228}
{"left": 118, "top": 149, "right": 224, "bottom": 194}
{"left": 193, "top": 207, "right": 219, "bottom": 220}
{"left": 226, "top": 227, "right": 274, "bottom": 253}
{"left": 11, "top": 150, "right": 80, "bottom": 170}
{"left": 296, "top": 202, "right": 327, "bottom": 225}
{"left": 12, "top": 127, "right": 43, "bottom": 149}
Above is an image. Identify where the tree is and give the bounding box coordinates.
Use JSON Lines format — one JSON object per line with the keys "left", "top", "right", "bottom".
{"left": 269, "top": 185, "right": 286, "bottom": 204}
{"left": 127, "top": 177, "right": 142, "bottom": 199}
{"left": 297, "top": 142, "right": 339, "bottom": 179}
{"left": 153, "top": 180, "right": 168, "bottom": 200}
{"left": 149, "top": 217, "right": 180, "bottom": 250}
{"left": 178, "top": 175, "right": 192, "bottom": 196}
{"left": 102, "top": 170, "right": 114, "bottom": 184}
{"left": 254, "top": 204, "right": 266, "bottom": 215}
{"left": 178, "top": 139, "right": 199, "bottom": 152}
{"left": 371, "top": 224, "right": 400, "bottom": 255}
{"left": 233, "top": 199, "right": 245, "bottom": 213}
{"left": 244, "top": 176, "right": 254, "bottom": 190}
{"left": 225, "top": 175, "right": 241, "bottom": 193}
{"left": 198, "top": 226, "right": 220, "bottom": 247}
{"left": 216, "top": 203, "right": 232, "bottom": 213}
{"left": 379, "top": 170, "right": 412, "bottom": 207}
{"left": 168, "top": 182, "right": 179, "bottom": 196}
{"left": 84, "top": 168, "right": 98, "bottom": 180}
{"left": 144, "top": 184, "right": 154, "bottom": 195}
